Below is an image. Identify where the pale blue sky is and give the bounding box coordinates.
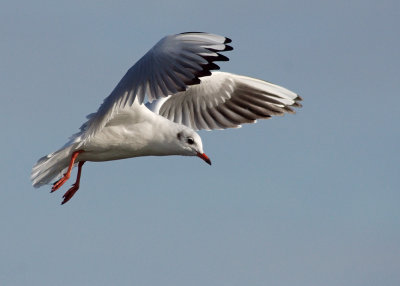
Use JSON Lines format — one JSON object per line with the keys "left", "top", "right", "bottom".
{"left": 1, "top": 0, "right": 399, "bottom": 285}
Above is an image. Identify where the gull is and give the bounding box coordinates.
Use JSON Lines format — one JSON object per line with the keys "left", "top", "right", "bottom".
{"left": 31, "top": 32, "right": 302, "bottom": 204}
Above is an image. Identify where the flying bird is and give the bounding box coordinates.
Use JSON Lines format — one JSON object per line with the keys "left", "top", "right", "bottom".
{"left": 31, "top": 32, "right": 302, "bottom": 204}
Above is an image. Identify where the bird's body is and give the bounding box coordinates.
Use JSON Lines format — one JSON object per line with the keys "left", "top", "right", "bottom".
{"left": 31, "top": 32, "right": 302, "bottom": 204}
{"left": 77, "top": 100, "right": 188, "bottom": 161}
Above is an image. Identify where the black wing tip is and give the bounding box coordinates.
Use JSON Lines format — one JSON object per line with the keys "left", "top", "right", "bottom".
{"left": 186, "top": 77, "right": 201, "bottom": 85}
{"left": 295, "top": 94, "right": 303, "bottom": 101}
{"left": 292, "top": 101, "right": 303, "bottom": 108}
{"left": 206, "top": 62, "right": 221, "bottom": 70}
{"left": 203, "top": 53, "right": 230, "bottom": 63}
{"left": 186, "top": 63, "right": 219, "bottom": 85}
{"left": 178, "top": 32, "right": 233, "bottom": 48}
{"left": 224, "top": 45, "right": 233, "bottom": 51}
{"left": 196, "top": 69, "right": 213, "bottom": 78}
{"left": 216, "top": 53, "right": 230, "bottom": 61}
{"left": 175, "top": 32, "right": 233, "bottom": 87}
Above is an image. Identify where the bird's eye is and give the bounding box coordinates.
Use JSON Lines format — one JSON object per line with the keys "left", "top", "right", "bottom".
{"left": 187, "top": 137, "right": 194, "bottom": 145}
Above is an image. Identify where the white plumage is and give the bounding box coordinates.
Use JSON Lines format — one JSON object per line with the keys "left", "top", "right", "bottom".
{"left": 31, "top": 32, "right": 302, "bottom": 204}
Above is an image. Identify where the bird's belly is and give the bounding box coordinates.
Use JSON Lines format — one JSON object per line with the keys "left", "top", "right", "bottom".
{"left": 79, "top": 147, "right": 144, "bottom": 162}
{"left": 78, "top": 123, "right": 156, "bottom": 162}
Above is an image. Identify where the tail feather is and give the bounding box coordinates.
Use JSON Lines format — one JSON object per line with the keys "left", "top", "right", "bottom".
{"left": 31, "top": 145, "right": 77, "bottom": 188}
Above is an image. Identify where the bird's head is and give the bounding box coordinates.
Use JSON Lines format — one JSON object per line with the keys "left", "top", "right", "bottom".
{"left": 176, "top": 129, "right": 211, "bottom": 165}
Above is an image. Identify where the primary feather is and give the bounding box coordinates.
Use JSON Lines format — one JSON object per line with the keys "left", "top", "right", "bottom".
{"left": 146, "top": 72, "right": 302, "bottom": 130}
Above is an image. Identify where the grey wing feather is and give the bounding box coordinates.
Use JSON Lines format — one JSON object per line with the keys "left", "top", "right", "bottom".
{"left": 147, "top": 71, "right": 302, "bottom": 131}
{"left": 81, "top": 32, "right": 232, "bottom": 141}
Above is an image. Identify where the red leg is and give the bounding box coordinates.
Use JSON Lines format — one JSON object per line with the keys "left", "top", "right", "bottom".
{"left": 61, "top": 161, "right": 85, "bottom": 205}
{"left": 51, "top": 150, "right": 83, "bottom": 192}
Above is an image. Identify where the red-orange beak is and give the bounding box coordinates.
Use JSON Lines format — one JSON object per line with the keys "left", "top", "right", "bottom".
{"left": 197, "top": 152, "right": 212, "bottom": 165}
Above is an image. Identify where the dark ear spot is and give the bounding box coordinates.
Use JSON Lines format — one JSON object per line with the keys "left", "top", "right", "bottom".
{"left": 177, "top": 132, "right": 183, "bottom": 140}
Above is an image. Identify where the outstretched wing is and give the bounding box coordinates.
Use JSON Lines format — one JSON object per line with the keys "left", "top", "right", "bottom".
{"left": 146, "top": 72, "right": 302, "bottom": 130}
{"left": 81, "top": 32, "right": 232, "bottom": 141}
